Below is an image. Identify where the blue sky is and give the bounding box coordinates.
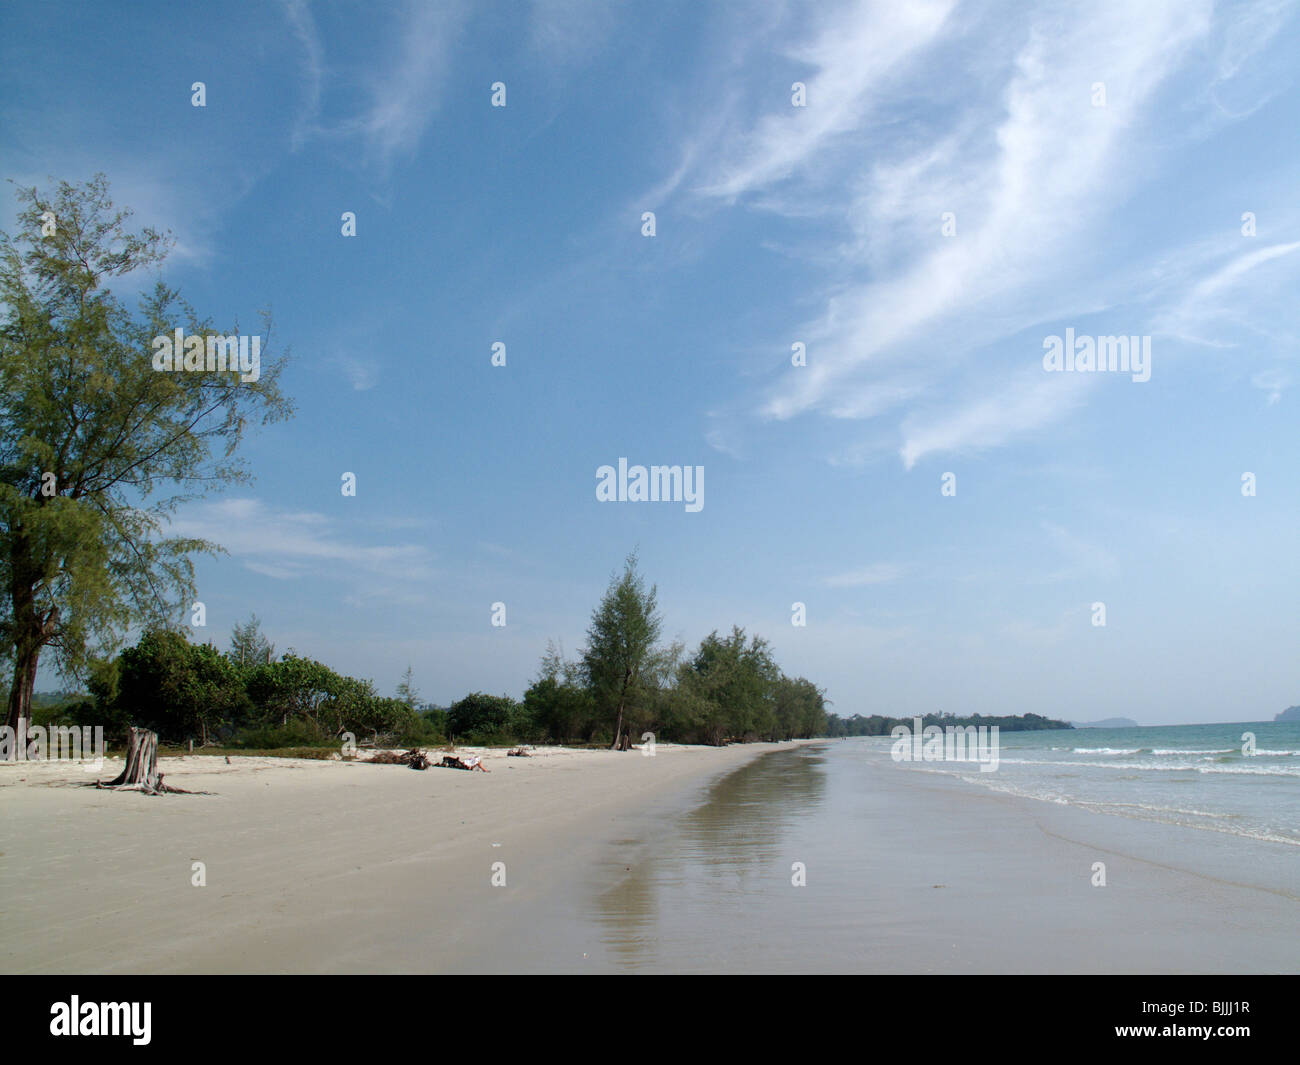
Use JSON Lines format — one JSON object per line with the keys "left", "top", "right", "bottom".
{"left": 3, "top": 0, "right": 1298, "bottom": 724}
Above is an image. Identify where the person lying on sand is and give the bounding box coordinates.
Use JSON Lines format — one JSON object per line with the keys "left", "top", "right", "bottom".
{"left": 439, "top": 753, "right": 489, "bottom": 772}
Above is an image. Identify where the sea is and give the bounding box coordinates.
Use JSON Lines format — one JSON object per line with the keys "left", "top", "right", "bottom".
{"left": 870, "top": 720, "right": 1300, "bottom": 847}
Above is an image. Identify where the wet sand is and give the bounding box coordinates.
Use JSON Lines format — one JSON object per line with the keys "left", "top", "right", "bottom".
{"left": 507, "top": 741, "right": 1299, "bottom": 974}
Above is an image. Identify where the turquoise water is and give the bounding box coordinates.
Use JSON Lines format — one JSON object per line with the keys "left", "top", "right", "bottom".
{"left": 859, "top": 721, "right": 1300, "bottom": 846}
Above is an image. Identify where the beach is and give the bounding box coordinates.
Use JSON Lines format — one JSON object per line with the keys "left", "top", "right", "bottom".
{"left": 0, "top": 742, "right": 812, "bottom": 974}
{"left": 2, "top": 739, "right": 1295, "bottom": 974}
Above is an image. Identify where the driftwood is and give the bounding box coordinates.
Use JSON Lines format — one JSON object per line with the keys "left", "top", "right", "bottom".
{"left": 95, "top": 727, "right": 194, "bottom": 795}
{"left": 366, "top": 748, "right": 431, "bottom": 769}
{"left": 506, "top": 746, "right": 530, "bottom": 757}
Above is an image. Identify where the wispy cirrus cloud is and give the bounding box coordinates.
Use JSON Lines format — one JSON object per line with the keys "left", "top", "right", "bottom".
{"left": 529, "top": 0, "right": 619, "bottom": 68}
{"left": 653, "top": 0, "right": 1299, "bottom": 467}
{"left": 280, "top": 0, "right": 467, "bottom": 171}
{"left": 332, "top": 355, "right": 379, "bottom": 392}
{"left": 1151, "top": 239, "right": 1300, "bottom": 344}
{"left": 1040, "top": 521, "right": 1120, "bottom": 582}
{"left": 899, "top": 370, "right": 1093, "bottom": 471}
{"left": 169, "top": 498, "right": 436, "bottom": 585}
{"left": 824, "top": 562, "right": 909, "bottom": 588}
{"left": 281, "top": 0, "right": 326, "bottom": 150}
{"left": 1251, "top": 368, "right": 1290, "bottom": 404}
{"left": 697, "top": 0, "right": 957, "bottom": 200}
{"left": 763, "top": 0, "right": 1212, "bottom": 425}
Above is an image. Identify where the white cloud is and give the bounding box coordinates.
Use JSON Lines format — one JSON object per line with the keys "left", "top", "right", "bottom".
{"left": 653, "top": 0, "right": 1294, "bottom": 467}
{"left": 1252, "top": 368, "right": 1290, "bottom": 404}
{"left": 353, "top": 3, "right": 465, "bottom": 168}
{"left": 1040, "top": 521, "right": 1120, "bottom": 581}
{"left": 334, "top": 355, "right": 379, "bottom": 391}
{"left": 281, "top": 1, "right": 467, "bottom": 170}
{"left": 824, "top": 562, "right": 908, "bottom": 588}
{"left": 697, "top": 0, "right": 957, "bottom": 199}
{"left": 169, "top": 498, "right": 436, "bottom": 584}
{"left": 280, "top": 0, "right": 326, "bottom": 150}
{"left": 771, "top": 0, "right": 1211, "bottom": 426}
{"left": 529, "top": 0, "right": 618, "bottom": 67}
{"left": 899, "top": 371, "right": 1093, "bottom": 470}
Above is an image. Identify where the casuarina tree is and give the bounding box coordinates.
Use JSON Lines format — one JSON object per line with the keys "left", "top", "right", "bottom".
{"left": 0, "top": 175, "right": 292, "bottom": 751}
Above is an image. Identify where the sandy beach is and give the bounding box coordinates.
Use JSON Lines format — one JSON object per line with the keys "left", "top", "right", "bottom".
{"left": 3, "top": 739, "right": 1295, "bottom": 974}
{"left": 0, "top": 742, "right": 812, "bottom": 974}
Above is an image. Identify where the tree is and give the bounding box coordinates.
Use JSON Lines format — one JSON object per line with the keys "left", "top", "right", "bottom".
{"left": 244, "top": 655, "right": 339, "bottom": 734}
{"left": 774, "top": 674, "right": 827, "bottom": 740}
{"left": 522, "top": 674, "right": 595, "bottom": 743}
{"left": 396, "top": 665, "right": 420, "bottom": 709}
{"left": 115, "top": 628, "right": 247, "bottom": 744}
{"left": 229, "top": 613, "right": 275, "bottom": 667}
{"left": 446, "top": 692, "right": 519, "bottom": 742}
{"left": 581, "top": 552, "right": 662, "bottom": 750}
{"left": 0, "top": 175, "right": 292, "bottom": 752}
{"left": 677, "top": 627, "right": 778, "bottom": 744}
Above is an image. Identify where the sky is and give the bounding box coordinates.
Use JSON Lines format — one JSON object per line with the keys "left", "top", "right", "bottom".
{"left": 2, "top": 0, "right": 1298, "bottom": 725}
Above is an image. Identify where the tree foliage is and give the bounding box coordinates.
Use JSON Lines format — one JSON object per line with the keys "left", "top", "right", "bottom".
{"left": 0, "top": 175, "right": 292, "bottom": 748}
{"left": 581, "top": 552, "right": 662, "bottom": 749}
{"left": 229, "top": 613, "right": 275, "bottom": 667}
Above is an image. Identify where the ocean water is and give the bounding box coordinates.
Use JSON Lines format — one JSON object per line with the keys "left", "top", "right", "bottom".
{"left": 863, "top": 720, "right": 1300, "bottom": 846}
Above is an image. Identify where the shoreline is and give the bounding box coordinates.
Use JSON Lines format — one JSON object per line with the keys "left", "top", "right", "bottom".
{"left": 536, "top": 741, "right": 1299, "bottom": 974}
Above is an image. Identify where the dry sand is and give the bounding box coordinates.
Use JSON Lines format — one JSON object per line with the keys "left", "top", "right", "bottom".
{"left": 0, "top": 742, "right": 811, "bottom": 973}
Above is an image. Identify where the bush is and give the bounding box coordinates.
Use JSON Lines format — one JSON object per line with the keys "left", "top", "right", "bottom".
{"left": 447, "top": 692, "right": 523, "bottom": 744}
{"left": 393, "top": 715, "right": 444, "bottom": 747}
{"left": 522, "top": 677, "right": 597, "bottom": 743}
{"left": 233, "top": 718, "right": 333, "bottom": 749}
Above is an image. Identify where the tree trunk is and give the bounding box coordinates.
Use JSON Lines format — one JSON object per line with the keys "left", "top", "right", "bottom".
{"left": 4, "top": 644, "right": 39, "bottom": 758}
{"left": 5, "top": 533, "right": 45, "bottom": 755}
{"left": 98, "top": 727, "right": 188, "bottom": 795}
{"left": 610, "top": 702, "right": 625, "bottom": 750}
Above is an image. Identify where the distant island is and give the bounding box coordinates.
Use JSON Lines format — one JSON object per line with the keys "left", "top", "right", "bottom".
{"left": 826, "top": 712, "right": 1072, "bottom": 736}
{"left": 1071, "top": 717, "right": 1139, "bottom": 728}
{"left": 1275, "top": 706, "right": 1300, "bottom": 722}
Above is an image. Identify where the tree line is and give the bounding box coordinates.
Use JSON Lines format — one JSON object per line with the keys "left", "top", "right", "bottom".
{"left": 23, "top": 554, "right": 830, "bottom": 751}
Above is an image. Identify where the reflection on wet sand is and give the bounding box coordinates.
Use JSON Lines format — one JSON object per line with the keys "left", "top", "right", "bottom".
{"left": 592, "top": 744, "right": 828, "bottom": 969}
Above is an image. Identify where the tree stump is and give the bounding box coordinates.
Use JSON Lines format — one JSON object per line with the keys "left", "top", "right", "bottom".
{"left": 97, "top": 727, "right": 190, "bottom": 795}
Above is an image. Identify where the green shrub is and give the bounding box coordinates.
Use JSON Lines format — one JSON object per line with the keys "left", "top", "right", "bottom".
{"left": 447, "top": 692, "right": 521, "bottom": 742}
{"left": 233, "top": 718, "right": 333, "bottom": 749}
